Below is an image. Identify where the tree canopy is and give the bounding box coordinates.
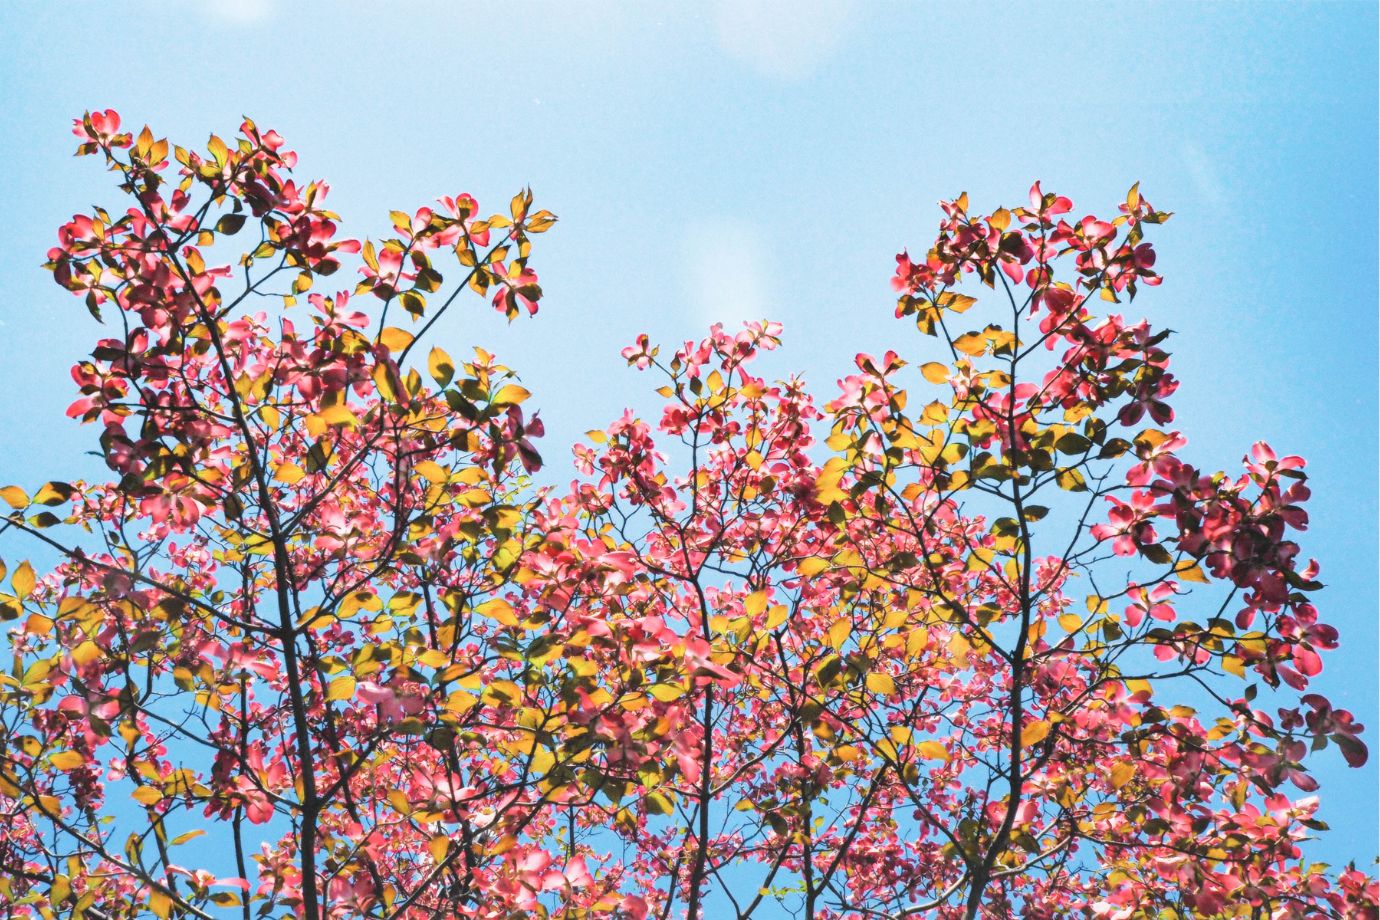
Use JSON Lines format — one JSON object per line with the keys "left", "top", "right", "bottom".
{"left": 0, "top": 111, "right": 1374, "bottom": 920}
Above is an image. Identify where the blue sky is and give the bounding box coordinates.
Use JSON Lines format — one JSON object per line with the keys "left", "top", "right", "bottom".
{"left": 1, "top": 0, "right": 1375, "bottom": 876}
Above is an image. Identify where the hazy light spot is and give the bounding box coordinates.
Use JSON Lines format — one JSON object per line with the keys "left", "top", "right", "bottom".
{"left": 680, "top": 218, "right": 776, "bottom": 332}
{"left": 1182, "top": 143, "right": 1227, "bottom": 214}
{"left": 203, "top": 0, "right": 271, "bottom": 25}
{"left": 712, "top": 0, "right": 857, "bottom": 80}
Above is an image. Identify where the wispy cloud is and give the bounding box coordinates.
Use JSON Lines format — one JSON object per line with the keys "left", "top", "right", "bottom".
{"left": 712, "top": 0, "right": 857, "bottom": 80}
{"left": 680, "top": 217, "right": 777, "bottom": 332}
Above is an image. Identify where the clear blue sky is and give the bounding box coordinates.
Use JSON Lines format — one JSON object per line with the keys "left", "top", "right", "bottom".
{"left": 1, "top": 0, "right": 1375, "bottom": 871}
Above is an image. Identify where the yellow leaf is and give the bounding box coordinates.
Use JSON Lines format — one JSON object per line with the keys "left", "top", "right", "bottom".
{"left": 825, "top": 431, "right": 852, "bottom": 451}
{"left": 0, "top": 486, "right": 29, "bottom": 510}
{"left": 644, "top": 790, "right": 674, "bottom": 815}
{"left": 1109, "top": 760, "right": 1136, "bottom": 790}
{"left": 274, "top": 463, "right": 306, "bottom": 485}
{"left": 1020, "top": 720, "right": 1051, "bottom": 748}
{"left": 865, "top": 672, "right": 896, "bottom": 696}
{"left": 326, "top": 676, "right": 356, "bottom": 702}
{"left": 916, "top": 740, "right": 950, "bottom": 762}
{"left": 814, "top": 457, "right": 849, "bottom": 505}
{"left": 486, "top": 833, "right": 518, "bottom": 856}
{"left": 429, "top": 835, "right": 451, "bottom": 863}
{"left": 826, "top": 618, "right": 852, "bottom": 650}
{"left": 372, "top": 362, "right": 402, "bottom": 403}
{"left": 317, "top": 404, "right": 358, "bottom": 428}
{"left": 457, "top": 487, "right": 493, "bottom": 508}
{"left": 649, "top": 683, "right": 685, "bottom": 702}
{"left": 49, "top": 751, "right": 85, "bottom": 770}
{"left": 428, "top": 347, "right": 454, "bottom": 387}
{"left": 388, "top": 592, "right": 422, "bottom": 616}
{"left": 149, "top": 890, "right": 172, "bottom": 919}
{"left": 744, "top": 591, "right": 768, "bottom": 617}
{"left": 1057, "top": 613, "right": 1083, "bottom": 633}
{"left": 386, "top": 788, "right": 413, "bottom": 816}
{"left": 492, "top": 384, "right": 530, "bottom": 407}
{"left": 32, "top": 482, "right": 74, "bottom": 506}
{"left": 475, "top": 598, "right": 519, "bottom": 627}
{"left": 481, "top": 680, "right": 522, "bottom": 706}
{"left": 170, "top": 830, "right": 205, "bottom": 846}
{"left": 206, "top": 132, "right": 229, "bottom": 164}
{"left": 131, "top": 785, "right": 162, "bottom": 806}
{"left": 1055, "top": 467, "right": 1087, "bottom": 491}
{"left": 445, "top": 689, "right": 477, "bottom": 714}
{"left": 414, "top": 461, "right": 448, "bottom": 483}
{"left": 966, "top": 546, "right": 996, "bottom": 573}
{"left": 337, "top": 590, "right": 382, "bottom": 620}
{"left": 12, "top": 561, "right": 35, "bottom": 598}
{"left": 921, "top": 400, "right": 950, "bottom": 425}
{"left": 1175, "top": 562, "right": 1210, "bottom": 584}
{"left": 833, "top": 744, "right": 861, "bottom": 763}
{"left": 797, "top": 556, "right": 829, "bottom": 577}
{"left": 1125, "top": 678, "right": 1153, "bottom": 697}
{"left": 937, "top": 291, "right": 978, "bottom": 313}
{"left": 953, "top": 332, "right": 987, "bottom": 356}
{"left": 417, "top": 648, "right": 450, "bottom": 668}
{"left": 765, "top": 604, "right": 789, "bottom": 630}
{"left": 920, "top": 362, "right": 950, "bottom": 384}
{"left": 379, "top": 326, "right": 413, "bottom": 353}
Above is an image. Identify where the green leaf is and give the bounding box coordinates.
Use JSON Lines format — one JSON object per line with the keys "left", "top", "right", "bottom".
{"left": 215, "top": 213, "right": 246, "bottom": 235}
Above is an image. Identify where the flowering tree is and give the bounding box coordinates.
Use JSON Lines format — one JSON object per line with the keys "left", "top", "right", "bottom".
{"left": 1, "top": 111, "right": 560, "bottom": 920}
{"left": 0, "top": 113, "right": 1374, "bottom": 919}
